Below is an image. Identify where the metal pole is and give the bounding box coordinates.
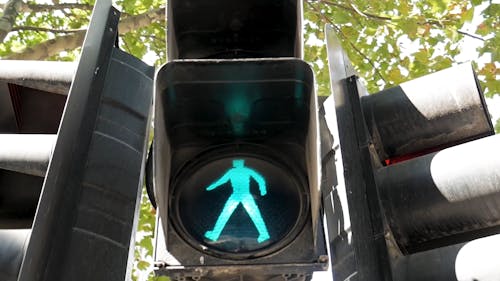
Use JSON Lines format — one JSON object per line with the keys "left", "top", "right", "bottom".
{"left": 0, "top": 134, "right": 56, "bottom": 177}
{"left": 325, "top": 25, "right": 392, "bottom": 281}
{"left": 377, "top": 134, "right": 500, "bottom": 254}
{"left": 0, "top": 229, "right": 30, "bottom": 281}
{"left": 0, "top": 60, "right": 74, "bottom": 95}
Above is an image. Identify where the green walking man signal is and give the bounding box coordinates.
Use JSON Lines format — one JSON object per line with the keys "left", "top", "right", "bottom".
{"left": 204, "top": 159, "right": 271, "bottom": 243}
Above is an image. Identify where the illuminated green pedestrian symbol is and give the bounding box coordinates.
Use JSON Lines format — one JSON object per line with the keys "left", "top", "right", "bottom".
{"left": 204, "top": 159, "right": 270, "bottom": 243}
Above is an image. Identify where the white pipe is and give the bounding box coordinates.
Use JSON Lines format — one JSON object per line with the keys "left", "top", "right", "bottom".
{"left": 0, "top": 134, "right": 56, "bottom": 177}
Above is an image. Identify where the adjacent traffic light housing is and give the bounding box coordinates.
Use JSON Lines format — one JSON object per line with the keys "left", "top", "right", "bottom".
{"left": 0, "top": 61, "right": 72, "bottom": 232}
{"left": 323, "top": 26, "right": 500, "bottom": 281}
{"left": 0, "top": 61, "right": 70, "bottom": 281}
{"left": 0, "top": 1, "right": 154, "bottom": 280}
{"left": 153, "top": 59, "right": 327, "bottom": 280}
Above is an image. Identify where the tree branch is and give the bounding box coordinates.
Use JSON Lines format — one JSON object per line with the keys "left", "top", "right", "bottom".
{"left": 118, "top": 8, "right": 164, "bottom": 34}
{"left": 140, "top": 34, "right": 164, "bottom": 44}
{"left": 318, "top": 0, "right": 392, "bottom": 21}
{"left": 458, "top": 30, "right": 485, "bottom": 41}
{"left": 5, "top": 7, "right": 165, "bottom": 60}
{"left": 12, "top": 25, "right": 83, "bottom": 33}
{"left": 306, "top": 1, "right": 386, "bottom": 83}
{"left": 6, "top": 30, "right": 86, "bottom": 60}
{"left": 318, "top": 0, "right": 452, "bottom": 28}
{"left": 347, "top": 1, "right": 392, "bottom": 21}
{"left": 0, "top": 0, "right": 22, "bottom": 42}
{"left": 18, "top": 2, "right": 93, "bottom": 13}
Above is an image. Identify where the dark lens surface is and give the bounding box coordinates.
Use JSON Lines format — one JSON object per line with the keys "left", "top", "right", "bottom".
{"left": 173, "top": 156, "right": 303, "bottom": 255}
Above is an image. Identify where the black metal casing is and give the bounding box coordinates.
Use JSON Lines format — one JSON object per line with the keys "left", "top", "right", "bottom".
{"left": 0, "top": 1, "right": 154, "bottom": 280}
{"left": 153, "top": 0, "right": 328, "bottom": 280}
{"left": 323, "top": 25, "right": 500, "bottom": 281}
{"left": 153, "top": 59, "right": 327, "bottom": 280}
{"left": 167, "top": 0, "right": 303, "bottom": 60}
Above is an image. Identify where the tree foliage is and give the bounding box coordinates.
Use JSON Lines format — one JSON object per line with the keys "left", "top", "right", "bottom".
{"left": 0, "top": 0, "right": 166, "bottom": 64}
{"left": 0, "top": 0, "right": 498, "bottom": 280}
{"left": 304, "top": 0, "right": 498, "bottom": 96}
{"left": 0, "top": 0, "right": 497, "bottom": 94}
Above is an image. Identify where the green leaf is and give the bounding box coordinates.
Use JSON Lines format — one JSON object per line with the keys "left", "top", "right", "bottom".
{"left": 463, "top": 7, "right": 475, "bottom": 23}
{"left": 341, "top": 25, "right": 358, "bottom": 39}
{"left": 387, "top": 67, "right": 404, "bottom": 84}
{"left": 399, "top": 2, "right": 411, "bottom": 16}
{"left": 414, "top": 49, "right": 429, "bottom": 64}
{"left": 137, "top": 260, "right": 150, "bottom": 271}
{"left": 401, "top": 57, "right": 410, "bottom": 68}
{"left": 399, "top": 18, "right": 419, "bottom": 40}
{"left": 332, "top": 9, "right": 352, "bottom": 24}
{"left": 476, "top": 22, "right": 492, "bottom": 36}
{"left": 430, "top": 1, "right": 447, "bottom": 14}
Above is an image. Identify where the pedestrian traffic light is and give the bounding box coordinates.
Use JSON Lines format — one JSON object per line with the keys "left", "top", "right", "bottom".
{"left": 153, "top": 58, "right": 327, "bottom": 280}
{"left": 152, "top": 1, "right": 327, "bottom": 280}
{"left": 322, "top": 26, "right": 500, "bottom": 281}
